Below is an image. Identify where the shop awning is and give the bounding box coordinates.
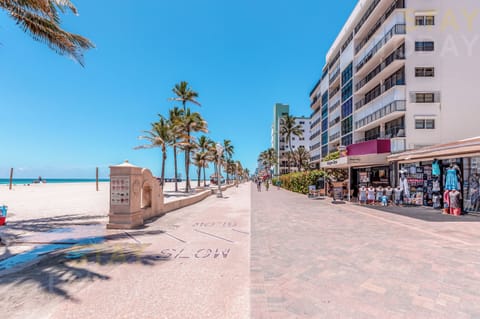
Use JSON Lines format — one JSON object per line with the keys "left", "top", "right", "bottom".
{"left": 320, "top": 153, "right": 389, "bottom": 169}
{"left": 388, "top": 136, "right": 480, "bottom": 163}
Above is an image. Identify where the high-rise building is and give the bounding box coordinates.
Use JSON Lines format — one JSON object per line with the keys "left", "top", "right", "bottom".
{"left": 271, "top": 104, "right": 311, "bottom": 175}
{"left": 309, "top": 0, "right": 480, "bottom": 169}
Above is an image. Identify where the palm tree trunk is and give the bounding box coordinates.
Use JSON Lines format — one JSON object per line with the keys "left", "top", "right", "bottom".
{"left": 197, "top": 166, "right": 201, "bottom": 187}
{"left": 161, "top": 148, "right": 166, "bottom": 186}
{"left": 288, "top": 136, "right": 292, "bottom": 173}
{"left": 173, "top": 145, "right": 178, "bottom": 192}
{"left": 185, "top": 128, "right": 191, "bottom": 193}
{"left": 203, "top": 165, "right": 207, "bottom": 186}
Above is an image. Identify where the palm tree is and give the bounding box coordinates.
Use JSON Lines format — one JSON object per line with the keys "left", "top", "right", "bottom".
{"left": 258, "top": 148, "right": 278, "bottom": 175}
{"left": 280, "top": 115, "right": 303, "bottom": 173}
{"left": 244, "top": 168, "right": 250, "bottom": 180}
{"left": 170, "top": 81, "right": 201, "bottom": 111}
{"left": 198, "top": 135, "right": 212, "bottom": 186}
{"left": 293, "top": 146, "right": 310, "bottom": 172}
{"left": 192, "top": 151, "right": 208, "bottom": 187}
{"left": 1, "top": 0, "right": 94, "bottom": 65}
{"left": 168, "top": 107, "right": 185, "bottom": 192}
{"left": 222, "top": 139, "right": 234, "bottom": 183}
{"left": 177, "top": 109, "right": 208, "bottom": 192}
{"left": 135, "top": 116, "right": 171, "bottom": 185}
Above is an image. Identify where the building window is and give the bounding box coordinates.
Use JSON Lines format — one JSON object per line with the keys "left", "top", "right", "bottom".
{"left": 415, "top": 41, "right": 434, "bottom": 51}
{"left": 365, "top": 126, "right": 381, "bottom": 141}
{"left": 414, "top": 92, "right": 435, "bottom": 103}
{"left": 415, "top": 67, "right": 435, "bottom": 77}
{"left": 415, "top": 15, "right": 435, "bottom": 26}
{"left": 341, "top": 98, "right": 353, "bottom": 119}
{"left": 299, "top": 121, "right": 305, "bottom": 124}
{"left": 341, "top": 116, "right": 353, "bottom": 135}
{"left": 322, "top": 118, "right": 328, "bottom": 131}
{"left": 415, "top": 119, "right": 435, "bottom": 129}
{"left": 341, "top": 134, "right": 353, "bottom": 146}
{"left": 342, "top": 63, "right": 353, "bottom": 86}
{"left": 321, "top": 145, "right": 329, "bottom": 157}
{"left": 383, "top": 67, "right": 405, "bottom": 91}
{"left": 322, "top": 92, "right": 329, "bottom": 105}
{"left": 322, "top": 132, "right": 328, "bottom": 145}
{"left": 341, "top": 80, "right": 353, "bottom": 102}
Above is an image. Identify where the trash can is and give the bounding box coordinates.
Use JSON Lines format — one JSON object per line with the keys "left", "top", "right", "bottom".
{"left": 0, "top": 205, "right": 7, "bottom": 226}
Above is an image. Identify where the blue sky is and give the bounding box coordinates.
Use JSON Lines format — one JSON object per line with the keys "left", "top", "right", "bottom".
{"left": 0, "top": 0, "right": 357, "bottom": 179}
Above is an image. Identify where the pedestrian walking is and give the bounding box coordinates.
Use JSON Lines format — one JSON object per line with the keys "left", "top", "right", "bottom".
{"left": 257, "top": 179, "right": 262, "bottom": 192}
{"left": 265, "top": 180, "right": 270, "bottom": 191}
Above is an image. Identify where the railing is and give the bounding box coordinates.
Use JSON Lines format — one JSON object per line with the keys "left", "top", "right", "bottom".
{"left": 329, "top": 85, "right": 340, "bottom": 97}
{"left": 355, "top": 78, "right": 405, "bottom": 110}
{"left": 329, "top": 132, "right": 341, "bottom": 141}
{"left": 355, "top": 0, "right": 406, "bottom": 54}
{"left": 310, "top": 106, "right": 321, "bottom": 118}
{"left": 355, "top": 100, "right": 406, "bottom": 130}
{"left": 329, "top": 116, "right": 341, "bottom": 128}
{"left": 328, "top": 100, "right": 341, "bottom": 113}
{"left": 310, "top": 117, "right": 322, "bottom": 129}
{"left": 385, "top": 125, "right": 406, "bottom": 138}
{"left": 355, "top": 24, "right": 406, "bottom": 73}
{"left": 354, "top": 0, "right": 381, "bottom": 34}
{"left": 355, "top": 44, "right": 405, "bottom": 92}
{"left": 330, "top": 66, "right": 341, "bottom": 83}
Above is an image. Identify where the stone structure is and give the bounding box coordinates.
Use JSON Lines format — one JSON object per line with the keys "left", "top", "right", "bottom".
{"left": 107, "top": 161, "right": 164, "bottom": 229}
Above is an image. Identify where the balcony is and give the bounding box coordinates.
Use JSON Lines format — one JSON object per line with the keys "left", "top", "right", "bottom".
{"left": 355, "top": 78, "right": 405, "bottom": 111}
{"left": 328, "top": 99, "right": 341, "bottom": 113}
{"left": 355, "top": 45, "right": 405, "bottom": 93}
{"left": 355, "top": 100, "right": 406, "bottom": 131}
{"left": 355, "top": 24, "right": 406, "bottom": 74}
{"left": 329, "top": 131, "right": 341, "bottom": 141}
{"left": 355, "top": 0, "right": 406, "bottom": 55}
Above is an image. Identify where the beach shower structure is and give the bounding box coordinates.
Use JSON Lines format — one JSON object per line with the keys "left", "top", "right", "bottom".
{"left": 107, "top": 161, "right": 164, "bottom": 229}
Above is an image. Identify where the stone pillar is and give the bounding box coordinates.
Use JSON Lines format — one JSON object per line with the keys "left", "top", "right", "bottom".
{"left": 107, "top": 161, "right": 144, "bottom": 229}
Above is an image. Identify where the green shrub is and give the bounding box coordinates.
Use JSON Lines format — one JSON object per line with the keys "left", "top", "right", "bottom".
{"left": 278, "top": 170, "right": 328, "bottom": 194}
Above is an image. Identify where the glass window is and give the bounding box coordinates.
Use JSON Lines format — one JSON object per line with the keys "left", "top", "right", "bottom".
{"left": 341, "top": 116, "right": 353, "bottom": 135}
{"left": 415, "top": 41, "right": 434, "bottom": 51}
{"left": 341, "top": 80, "right": 353, "bottom": 102}
{"left": 341, "top": 134, "right": 353, "bottom": 146}
{"left": 415, "top": 119, "right": 425, "bottom": 129}
{"left": 425, "top": 119, "right": 435, "bottom": 129}
{"left": 415, "top": 67, "right": 435, "bottom": 77}
{"left": 341, "top": 98, "right": 353, "bottom": 119}
{"left": 425, "top": 16, "right": 435, "bottom": 25}
{"left": 341, "top": 63, "right": 353, "bottom": 85}
{"left": 415, "top": 16, "right": 424, "bottom": 26}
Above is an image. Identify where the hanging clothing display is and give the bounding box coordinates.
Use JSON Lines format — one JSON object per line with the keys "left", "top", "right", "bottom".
{"left": 432, "top": 160, "right": 441, "bottom": 176}
{"left": 445, "top": 168, "right": 459, "bottom": 190}
{"left": 399, "top": 176, "right": 410, "bottom": 198}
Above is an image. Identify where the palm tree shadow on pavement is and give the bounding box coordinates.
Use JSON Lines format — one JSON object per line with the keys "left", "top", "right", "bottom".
{"left": 0, "top": 230, "right": 170, "bottom": 302}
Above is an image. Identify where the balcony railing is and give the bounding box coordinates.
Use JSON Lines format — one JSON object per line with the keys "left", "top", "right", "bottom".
{"left": 355, "top": 44, "right": 405, "bottom": 92}
{"left": 328, "top": 100, "right": 341, "bottom": 113}
{"left": 355, "top": 127, "right": 405, "bottom": 143}
{"left": 329, "top": 117, "right": 341, "bottom": 128}
{"left": 355, "top": 0, "right": 406, "bottom": 54}
{"left": 355, "top": 100, "right": 406, "bottom": 130}
{"left": 354, "top": 0, "right": 381, "bottom": 34}
{"left": 330, "top": 66, "right": 341, "bottom": 83}
{"left": 329, "top": 132, "right": 341, "bottom": 141}
{"left": 355, "top": 24, "right": 406, "bottom": 73}
{"left": 355, "top": 79, "right": 405, "bottom": 110}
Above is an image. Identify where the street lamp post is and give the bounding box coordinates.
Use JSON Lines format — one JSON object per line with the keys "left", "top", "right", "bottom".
{"left": 215, "top": 143, "right": 224, "bottom": 198}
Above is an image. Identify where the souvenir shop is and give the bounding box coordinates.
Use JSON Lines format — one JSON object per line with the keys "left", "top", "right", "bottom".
{"left": 388, "top": 137, "right": 480, "bottom": 214}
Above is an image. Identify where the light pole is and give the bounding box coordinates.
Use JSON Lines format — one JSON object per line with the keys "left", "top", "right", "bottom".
{"left": 215, "top": 143, "right": 224, "bottom": 198}
{"left": 235, "top": 162, "right": 239, "bottom": 188}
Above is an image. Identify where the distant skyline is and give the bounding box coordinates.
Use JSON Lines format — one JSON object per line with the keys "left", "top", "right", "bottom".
{"left": 0, "top": 0, "right": 357, "bottom": 178}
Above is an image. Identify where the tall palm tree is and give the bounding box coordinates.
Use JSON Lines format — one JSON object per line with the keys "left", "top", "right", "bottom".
{"left": 222, "top": 139, "right": 234, "bottom": 183}
{"left": 198, "top": 135, "right": 212, "bottom": 186}
{"left": 170, "top": 81, "right": 201, "bottom": 111}
{"left": 177, "top": 109, "right": 208, "bottom": 192}
{"left": 258, "top": 148, "right": 278, "bottom": 177}
{"left": 1, "top": 0, "right": 94, "bottom": 65}
{"left": 168, "top": 107, "right": 185, "bottom": 192}
{"left": 135, "top": 116, "right": 171, "bottom": 185}
{"left": 280, "top": 115, "right": 303, "bottom": 173}
{"left": 244, "top": 168, "right": 250, "bottom": 180}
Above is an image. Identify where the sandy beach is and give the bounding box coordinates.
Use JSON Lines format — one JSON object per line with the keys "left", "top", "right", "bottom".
{"left": 0, "top": 181, "right": 210, "bottom": 223}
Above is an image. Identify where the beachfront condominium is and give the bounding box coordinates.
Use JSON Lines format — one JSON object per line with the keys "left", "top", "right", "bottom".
{"left": 271, "top": 103, "right": 311, "bottom": 176}
{"left": 309, "top": 0, "right": 480, "bottom": 168}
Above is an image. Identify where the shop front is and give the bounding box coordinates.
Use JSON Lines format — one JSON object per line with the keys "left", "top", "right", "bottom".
{"left": 320, "top": 139, "right": 391, "bottom": 201}
{"left": 388, "top": 137, "right": 480, "bottom": 214}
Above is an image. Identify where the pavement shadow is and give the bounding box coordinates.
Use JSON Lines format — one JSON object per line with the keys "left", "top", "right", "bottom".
{"left": 3, "top": 214, "right": 106, "bottom": 233}
{"left": 0, "top": 229, "right": 169, "bottom": 301}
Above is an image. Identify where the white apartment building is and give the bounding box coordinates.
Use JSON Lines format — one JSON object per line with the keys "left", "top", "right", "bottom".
{"left": 309, "top": 0, "right": 480, "bottom": 169}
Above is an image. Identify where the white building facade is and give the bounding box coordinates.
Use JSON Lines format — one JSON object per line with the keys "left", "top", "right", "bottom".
{"left": 310, "top": 0, "right": 480, "bottom": 168}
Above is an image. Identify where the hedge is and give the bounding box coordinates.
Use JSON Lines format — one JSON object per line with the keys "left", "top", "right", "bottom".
{"left": 274, "top": 170, "right": 328, "bottom": 195}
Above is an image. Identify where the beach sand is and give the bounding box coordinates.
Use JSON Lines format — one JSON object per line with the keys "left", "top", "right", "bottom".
{"left": 0, "top": 181, "right": 205, "bottom": 223}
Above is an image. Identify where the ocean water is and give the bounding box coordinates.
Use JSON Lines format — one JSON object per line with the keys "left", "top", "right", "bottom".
{"left": 0, "top": 178, "right": 110, "bottom": 185}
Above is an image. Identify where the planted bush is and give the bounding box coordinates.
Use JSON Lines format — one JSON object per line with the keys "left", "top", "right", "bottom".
{"left": 277, "top": 170, "right": 327, "bottom": 194}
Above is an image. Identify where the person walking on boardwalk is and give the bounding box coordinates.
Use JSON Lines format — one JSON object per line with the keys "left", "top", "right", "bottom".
{"left": 265, "top": 179, "right": 270, "bottom": 191}
{"left": 257, "top": 178, "right": 262, "bottom": 192}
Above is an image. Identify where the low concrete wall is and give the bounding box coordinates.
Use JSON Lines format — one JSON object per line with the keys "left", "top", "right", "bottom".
{"left": 162, "top": 189, "right": 213, "bottom": 214}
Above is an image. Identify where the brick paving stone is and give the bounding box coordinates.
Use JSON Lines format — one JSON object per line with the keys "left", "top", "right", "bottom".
{"left": 251, "top": 184, "right": 480, "bottom": 318}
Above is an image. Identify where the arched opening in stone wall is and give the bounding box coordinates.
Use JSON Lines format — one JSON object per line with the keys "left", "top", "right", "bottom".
{"left": 141, "top": 183, "right": 152, "bottom": 209}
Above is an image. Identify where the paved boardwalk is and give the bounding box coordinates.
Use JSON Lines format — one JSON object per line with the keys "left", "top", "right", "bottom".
{"left": 251, "top": 185, "right": 480, "bottom": 319}
{"left": 0, "top": 184, "right": 250, "bottom": 319}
